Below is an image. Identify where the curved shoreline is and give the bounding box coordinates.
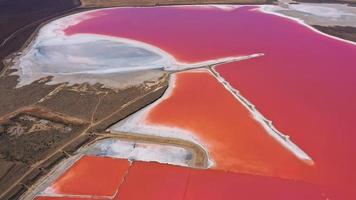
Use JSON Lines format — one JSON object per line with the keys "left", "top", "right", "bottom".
{"left": 1, "top": 3, "right": 355, "bottom": 200}
{"left": 259, "top": 5, "right": 356, "bottom": 45}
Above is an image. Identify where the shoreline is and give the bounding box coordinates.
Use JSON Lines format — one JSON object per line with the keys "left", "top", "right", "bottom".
{"left": 1, "top": 2, "right": 355, "bottom": 199}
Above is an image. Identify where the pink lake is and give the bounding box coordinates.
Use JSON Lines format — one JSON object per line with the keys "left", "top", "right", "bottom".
{"left": 63, "top": 5, "right": 356, "bottom": 199}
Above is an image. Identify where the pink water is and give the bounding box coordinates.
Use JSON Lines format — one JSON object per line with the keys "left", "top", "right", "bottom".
{"left": 64, "top": 5, "right": 356, "bottom": 199}
{"left": 146, "top": 69, "right": 312, "bottom": 179}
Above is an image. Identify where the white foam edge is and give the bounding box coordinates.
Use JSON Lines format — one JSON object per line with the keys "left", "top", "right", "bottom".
{"left": 17, "top": 20, "right": 261, "bottom": 76}
{"left": 34, "top": 4, "right": 243, "bottom": 41}
{"left": 210, "top": 66, "right": 314, "bottom": 165}
{"left": 109, "top": 72, "right": 215, "bottom": 168}
{"left": 38, "top": 191, "right": 114, "bottom": 200}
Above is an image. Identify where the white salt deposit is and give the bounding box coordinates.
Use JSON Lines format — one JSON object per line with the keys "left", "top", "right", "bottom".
{"left": 84, "top": 139, "right": 194, "bottom": 167}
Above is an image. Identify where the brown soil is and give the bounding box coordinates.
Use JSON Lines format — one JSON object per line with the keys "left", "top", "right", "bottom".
{"left": 0, "top": 79, "right": 168, "bottom": 200}
{"left": 0, "top": 160, "right": 29, "bottom": 194}
{"left": 0, "top": 111, "right": 86, "bottom": 164}
{"left": 313, "top": 25, "right": 356, "bottom": 42}
{"left": 0, "top": 73, "right": 58, "bottom": 117}
{"left": 0, "top": 68, "right": 168, "bottom": 200}
{"left": 294, "top": 0, "right": 356, "bottom": 6}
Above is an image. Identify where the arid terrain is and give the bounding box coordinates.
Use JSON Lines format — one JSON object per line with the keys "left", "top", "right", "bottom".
{"left": 0, "top": 0, "right": 82, "bottom": 73}
{"left": 0, "top": 1, "right": 169, "bottom": 195}
{"left": 0, "top": 0, "right": 355, "bottom": 199}
{"left": 295, "top": 0, "right": 355, "bottom": 5}
{"left": 0, "top": 69, "right": 168, "bottom": 199}
{"left": 312, "top": 25, "right": 356, "bottom": 41}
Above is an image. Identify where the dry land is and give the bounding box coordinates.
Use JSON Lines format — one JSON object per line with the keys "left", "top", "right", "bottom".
{"left": 294, "top": 0, "right": 356, "bottom": 6}
{"left": 0, "top": 0, "right": 82, "bottom": 72}
{"left": 312, "top": 25, "right": 356, "bottom": 42}
{"left": 0, "top": 71, "right": 168, "bottom": 199}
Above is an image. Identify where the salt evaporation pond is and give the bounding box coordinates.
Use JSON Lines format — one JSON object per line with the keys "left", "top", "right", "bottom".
{"left": 36, "top": 156, "right": 324, "bottom": 200}
{"left": 119, "top": 69, "right": 312, "bottom": 177}
{"left": 82, "top": 138, "right": 194, "bottom": 167}
{"left": 44, "top": 156, "right": 130, "bottom": 197}
{"left": 33, "top": 5, "right": 356, "bottom": 199}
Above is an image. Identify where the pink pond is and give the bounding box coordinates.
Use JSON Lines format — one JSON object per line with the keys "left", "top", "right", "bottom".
{"left": 64, "top": 5, "right": 356, "bottom": 199}
{"left": 146, "top": 69, "right": 312, "bottom": 179}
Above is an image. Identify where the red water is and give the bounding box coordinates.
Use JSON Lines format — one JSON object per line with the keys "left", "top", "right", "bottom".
{"left": 116, "top": 161, "right": 324, "bottom": 200}
{"left": 65, "top": 6, "right": 261, "bottom": 63}
{"left": 36, "top": 160, "right": 324, "bottom": 200}
{"left": 147, "top": 70, "right": 311, "bottom": 179}
{"left": 115, "top": 161, "right": 190, "bottom": 200}
{"left": 185, "top": 166, "right": 324, "bottom": 200}
{"left": 49, "top": 156, "right": 129, "bottom": 197}
{"left": 63, "top": 6, "right": 356, "bottom": 199}
{"left": 216, "top": 56, "right": 356, "bottom": 199}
